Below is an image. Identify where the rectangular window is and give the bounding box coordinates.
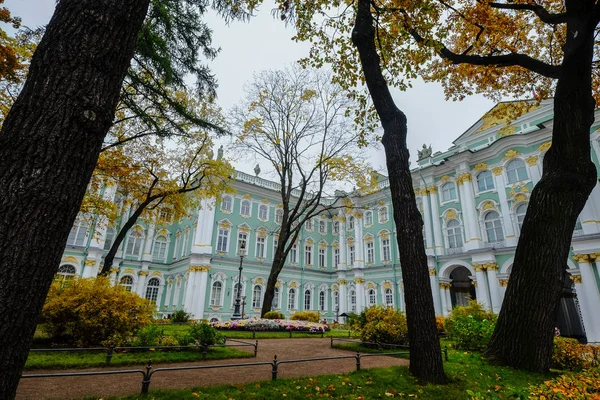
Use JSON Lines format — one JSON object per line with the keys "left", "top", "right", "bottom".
{"left": 366, "top": 241, "right": 374, "bottom": 264}
{"left": 334, "top": 248, "right": 339, "bottom": 268}
{"left": 319, "top": 247, "right": 326, "bottom": 268}
{"left": 305, "top": 245, "right": 313, "bottom": 265}
{"left": 290, "top": 244, "right": 298, "bottom": 263}
{"left": 273, "top": 238, "right": 278, "bottom": 260}
{"left": 216, "top": 229, "right": 229, "bottom": 252}
{"left": 238, "top": 232, "right": 247, "bottom": 254}
{"left": 349, "top": 245, "right": 355, "bottom": 265}
{"left": 319, "top": 220, "right": 326, "bottom": 234}
{"left": 305, "top": 219, "right": 313, "bottom": 231}
{"left": 382, "top": 238, "right": 390, "bottom": 261}
{"left": 256, "top": 236, "right": 265, "bottom": 258}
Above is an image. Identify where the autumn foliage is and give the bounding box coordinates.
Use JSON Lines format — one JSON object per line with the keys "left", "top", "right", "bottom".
{"left": 41, "top": 277, "right": 154, "bottom": 347}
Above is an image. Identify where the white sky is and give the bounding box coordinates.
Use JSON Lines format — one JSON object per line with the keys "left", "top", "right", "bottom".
{"left": 5, "top": 0, "right": 496, "bottom": 174}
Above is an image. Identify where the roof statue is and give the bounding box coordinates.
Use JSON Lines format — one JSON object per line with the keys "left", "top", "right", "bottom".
{"left": 417, "top": 144, "right": 433, "bottom": 160}
{"left": 254, "top": 164, "right": 261, "bottom": 177}
{"left": 217, "top": 145, "right": 224, "bottom": 160}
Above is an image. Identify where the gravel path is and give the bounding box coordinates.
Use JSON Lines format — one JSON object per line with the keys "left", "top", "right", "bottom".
{"left": 16, "top": 338, "right": 409, "bottom": 399}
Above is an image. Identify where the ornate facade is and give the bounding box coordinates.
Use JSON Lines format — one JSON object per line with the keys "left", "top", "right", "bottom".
{"left": 58, "top": 99, "right": 600, "bottom": 343}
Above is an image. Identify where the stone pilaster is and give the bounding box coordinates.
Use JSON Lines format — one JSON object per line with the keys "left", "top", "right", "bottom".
{"left": 491, "top": 167, "right": 517, "bottom": 246}
{"left": 573, "top": 254, "right": 600, "bottom": 343}
{"left": 427, "top": 186, "right": 444, "bottom": 256}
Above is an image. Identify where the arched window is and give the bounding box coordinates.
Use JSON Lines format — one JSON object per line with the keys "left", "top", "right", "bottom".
{"left": 368, "top": 289, "right": 376, "bottom": 306}
{"left": 145, "top": 278, "right": 160, "bottom": 303}
{"left": 319, "top": 220, "right": 326, "bottom": 234}
{"left": 232, "top": 283, "right": 242, "bottom": 306}
{"left": 125, "top": 230, "right": 143, "bottom": 257}
{"left": 366, "top": 240, "right": 374, "bottom": 264}
{"left": 210, "top": 317, "right": 219, "bottom": 323}
{"left": 273, "top": 287, "right": 280, "bottom": 309}
{"left": 55, "top": 264, "right": 76, "bottom": 286}
{"left": 515, "top": 203, "right": 527, "bottom": 231}
{"left": 258, "top": 204, "right": 268, "bottom": 220}
{"left": 446, "top": 219, "right": 463, "bottom": 248}
{"left": 304, "top": 289, "right": 311, "bottom": 310}
{"left": 333, "top": 247, "right": 340, "bottom": 268}
{"left": 484, "top": 211, "right": 504, "bottom": 243}
{"left": 252, "top": 285, "right": 262, "bottom": 308}
{"left": 379, "top": 207, "right": 389, "bottom": 223}
{"left": 380, "top": 236, "right": 391, "bottom": 262}
{"left": 318, "top": 246, "right": 326, "bottom": 268}
{"left": 221, "top": 196, "right": 232, "bottom": 212}
{"left": 181, "top": 229, "right": 190, "bottom": 258}
{"left": 334, "top": 291, "right": 339, "bottom": 309}
{"left": 67, "top": 220, "right": 89, "bottom": 246}
{"left": 216, "top": 227, "right": 229, "bottom": 253}
{"left": 385, "top": 288, "right": 393, "bottom": 306}
{"left": 348, "top": 244, "right": 355, "bottom": 265}
{"left": 241, "top": 200, "right": 251, "bottom": 216}
{"left": 305, "top": 219, "right": 313, "bottom": 231}
{"left": 119, "top": 275, "right": 133, "bottom": 292}
{"left": 506, "top": 159, "right": 528, "bottom": 183}
{"left": 305, "top": 244, "right": 313, "bottom": 265}
{"left": 103, "top": 227, "right": 115, "bottom": 251}
{"left": 319, "top": 291, "right": 326, "bottom": 311}
{"left": 441, "top": 182, "right": 457, "bottom": 202}
{"left": 288, "top": 288, "right": 296, "bottom": 310}
{"left": 476, "top": 170, "right": 494, "bottom": 192}
{"left": 365, "top": 211, "right": 373, "bottom": 226}
{"left": 348, "top": 216, "right": 355, "bottom": 230}
{"left": 210, "top": 281, "right": 222, "bottom": 306}
{"left": 173, "top": 232, "right": 181, "bottom": 260}
{"left": 275, "top": 209, "right": 283, "bottom": 224}
{"left": 350, "top": 290, "right": 357, "bottom": 312}
{"left": 152, "top": 235, "right": 168, "bottom": 261}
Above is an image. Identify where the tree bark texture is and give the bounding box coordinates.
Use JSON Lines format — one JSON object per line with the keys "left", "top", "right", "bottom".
{"left": 485, "top": 1, "right": 598, "bottom": 372}
{"left": 352, "top": 0, "right": 446, "bottom": 383}
{"left": 0, "top": 1, "right": 150, "bottom": 398}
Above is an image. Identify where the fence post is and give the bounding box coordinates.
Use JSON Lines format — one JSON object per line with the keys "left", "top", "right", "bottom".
{"left": 252, "top": 330, "right": 256, "bottom": 339}
{"left": 330, "top": 337, "right": 333, "bottom": 348}
{"left": 141, "top": 360, "right": 153, "bottom": 394}
{"left": 271, "top": 355, "right": 278, "bottom": 381}
{"left": 356, "top": 352, "right": 361, "bottom": 371}
{"left": 105, "top": 346, "right": 114, "bottom": 364}
{"left": 201, "top": 345, "right": 208, "bottom": 360}
{"left": 254, "top": 340, "right": 258, "bottom": 357}
{"left": 289, "top": 330, "right": 292, "bottom": 338}
{"left": 444, "top": 346, "right": 448, "bottom": 362}
{"left": 348, "top": 331, "right": 351, "bottom": 338}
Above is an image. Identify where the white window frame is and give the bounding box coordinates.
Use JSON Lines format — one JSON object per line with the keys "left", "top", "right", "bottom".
{"left": 240, "top": 199, "right": 252, "bottom": 217}
{"left": 119, "top": 275, "right": 134, "bottom": 292}
{"left": 366, "top": 240, "right": 374, "bottom": 264}
{"left": 305, "top": 244, "right": 313, "bottom": 265}
{"left": 216, "top": 228, "right": 229, "bottom": 253}
{"left": 252, "top": 285, "right": 263, "bottom": 308}
{"left": 125, "top": 229, "right": 143, "bottom": 257}
{"left": 365, "top": 211, "right": 373, "bottom": 226}
{"left": 378, "top": 207, "right": 389, "bottom": 223}
{"left": 506, "top": 159, "right": 529, "bottom": 184}
{"left": 318, "top": 246, "right": 326, "bottom": 268}
{"left": 255, "top": 236, "right": 266, "bottom": 258}
{"left": 275, "top": 209, "right": 283, "bottom": 225}
{"left": 319, "top": 220, "right": 326, "bottom": 234}
{"left": 446, "top": 219, "right": 463, "bottom": 249}
{"left": 152, "top": 235, "right": 168, "bottom": 261}
{"left": 484, "top": 211, "right": 504, "bottom": 243}
{"left": 210, "top": 281, "right": 223, "bottom": 306}
{"left": 368, "top": 289, "right": 376, "bottom": 306}
{"left": 221, "top": 196, "right": 233, "bottom": 212}
{"left": 145, "top": 278, "right": 161, "bottom": 304}
{"left": 288, "top": 288, "right": 297, "bottom": 310}
{"left": 476, "top": 170, "right": 495, "bottom": 192}
{"left": 258, "top": 204, "right": 269, "bottom": 220}
{"left": 385, "top": 288, "right": 393, "bottom": 307}
{"left": 304, "top": 289, "right": 312, "bottom": 310}
{"left": 381, "top": 236, "right": 391, "bottom": 262}
{"left": 441, "top": 182, "right": 457, "bottom": 202}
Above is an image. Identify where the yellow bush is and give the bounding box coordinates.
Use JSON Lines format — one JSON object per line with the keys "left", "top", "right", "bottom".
{"left": 290, "top": 311, "right": 320, "bottom": 322}
{"left": 357, "top": 305, "right": 408, "bottom": 345}
{"left": 42, "top": 276, "right": 154, "bottom": 347}
{"left": 436, "top": 316, "right": 445, "bottom": 333}
{"left": 529, "top": 368, "right": 600, "bottom": 399}
{"left": 552, "top": 337, "right": 600, "bottom": 370}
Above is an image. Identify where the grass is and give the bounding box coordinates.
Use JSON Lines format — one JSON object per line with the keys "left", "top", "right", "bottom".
{"left": 95, "top": 347, "right": 553, "bottom": 400}
{"left": 331, "top": 341, "right": 410, "bottom": 359}
{"left": 25, "top": 347, "right": 253, "bottom": 370}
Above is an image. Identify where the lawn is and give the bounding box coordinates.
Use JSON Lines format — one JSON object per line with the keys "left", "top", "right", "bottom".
{"left": 97, "top": 348, "right": 552, "bottom": 399}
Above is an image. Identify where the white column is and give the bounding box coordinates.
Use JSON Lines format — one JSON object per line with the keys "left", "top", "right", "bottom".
{"left": 486, "top": 263, "right": 502, "bottom": 313}
{"left": 81, "top": 257, "right": 100, "bottom": 278}
{"left": 337, "top": 276, "right": 348, "bottom": 317}
{"left": 338, "top": 214, "right": 347, "bottom": 270}
{"left": 192, "top": 198, "right": 217, "bottom": 254}
{"left": 445, "top": 286, "right": 452, "bottom": 315}
{"left": 525, "top": 156, "right": 541, "bottom": 185}
{"left": 428, "top": 265, "right": 441, "bottom": 315}
{"left": 355, "top": 277, "right": 365, "bottom": 313}
{"left": 142, "top": 224, "right": 156, "bottom": 262}
{"left": 580, "top": 182, "right": 600, "bottom": 235}
{"left": 456, "top": 174, "right": 472, "bottom": 242}
{"left": 354, "top": 214, "right": 365, "bottom": 269}
{"left": 428, "top": 186, "right": 444, "bottom": 256}
{"left": 492, "top": 167, "right": 517, "bottom": 246}
{"left": 498, "top": 277, "right": 509, "bottom": 302}
{"left": 439, "top": 282, "right": 449, "bottom": 317}
{"left": 458, "top": 173, "right": 482, "bottom": 250}
{"left": 172, "top": 276, "right": 182, "bottom": 309}
{"left": 164, "top": 277, "right": 173, "bottom": 309}
{"left": 574, "top": 255, "right": 600, "bottom": 343}
{"left": 137, "top": 270, "right": 149, "bottom": 297}
{"left": 419, "top": 190, "right": 435, "bottom": 255}
{"left": 473, "top": 264, "right": 491, "bottom": 309}
{"left": 183, "top": 268, "right": 196, "bottom": 314}
{"left": 109, "top": 267, "right": 119, "bottom": 286}
{"left": 398, "top": 281, "right": 405, "bottom": 312}
{"left": 192, "top": 267, "right": 210, "bottom": 319}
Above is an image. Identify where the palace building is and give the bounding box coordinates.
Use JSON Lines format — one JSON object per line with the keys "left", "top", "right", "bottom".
{"left": 57, "top": 99, "right": 600, "bottom": 343}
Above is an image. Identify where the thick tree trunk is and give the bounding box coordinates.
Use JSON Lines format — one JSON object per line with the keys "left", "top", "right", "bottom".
{"left": 486, "top": 3, "right": 598, "bottom": 372}
{"left": 261, "top": 230, "right": 290, "bottom": 316}
{"left": 352, "top": 0, "right": 446, "bottom": 383}
{"left": 0, "top": 1, "right": 149, "bottom": 398}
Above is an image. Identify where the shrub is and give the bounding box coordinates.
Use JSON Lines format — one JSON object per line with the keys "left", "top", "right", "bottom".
{"left": 436, "top": 316, "right": 445, "bottom": 333}
{"left": 354, "top": 305, "right": 408, "bottom": 346}
{"left": 41, "top": 277, "right": 153, "bottom": 347}
{"left": 131, "top": 324, "right": 163, "bottom": 346}
{"left": 290, "top": 311, "right": 320, "bottom": 322}
{"left": 263, "top": 311, "right": 285, "bottom": 320}
{"left": 185, "top": 323, "right": 224, "bottom": 346}
{"left": 529, "top": 368, "right": 600, "bottom": 399}
{"left": 159, "top": 335, "right": 179, "bottom": 347}
{"left": 170, "top": 310, "right": 191, "bottom": 323}
{"left": 444, "top": 301, "right": 496, "bottom": 351}
{"left": 553, "top": 337, "right": 600, "bottom": 371}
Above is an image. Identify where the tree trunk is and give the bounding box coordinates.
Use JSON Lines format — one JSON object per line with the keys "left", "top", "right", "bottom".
{"left": 0, "top": 1, "right": 149, "bottom": 398}
{"left": 485, "top": 4, "right": 598, "bottom": 372}
{"left": 261, "top": 231, "right": 290, "bottom": 316}
{"left": 352, "top": 0, "right": 446, "bottom": 383}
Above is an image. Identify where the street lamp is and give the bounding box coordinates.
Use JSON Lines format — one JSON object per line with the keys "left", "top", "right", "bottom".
{"left": 231, "top": 241, "right": 246, "bottom": 320}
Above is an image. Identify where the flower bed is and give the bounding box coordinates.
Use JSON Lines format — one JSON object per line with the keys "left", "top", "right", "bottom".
{"left": 211, "top": 318, "right": 329, "bottom": 333}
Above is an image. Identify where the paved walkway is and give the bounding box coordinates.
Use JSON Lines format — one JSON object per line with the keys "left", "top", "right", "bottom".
{"left": 16, "top": 338, "right": 409, "bottom": 399}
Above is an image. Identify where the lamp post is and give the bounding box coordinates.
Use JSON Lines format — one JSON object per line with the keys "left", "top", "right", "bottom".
{"left": 231, "top": 242, "right": 246, "bottom": 320}
{"left": 241, "top": 295, "right": 247, "bottom": 319}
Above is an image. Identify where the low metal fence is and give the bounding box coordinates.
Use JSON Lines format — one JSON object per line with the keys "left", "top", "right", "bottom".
{"left": 22, "top": 349, "right": 409, "bottom": 395}
{"left": 330, "top": 337, "right": 449, "bottom": 361}
{"left": 29, "top": 339, "right": 258, "bottom": 364}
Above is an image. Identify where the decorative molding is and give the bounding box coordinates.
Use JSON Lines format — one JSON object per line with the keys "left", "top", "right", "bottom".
{"left": 289, "top": 282, "right": 297, "bottom": 288}
{"left": 427, "top": 185, "right": 438, "bottom": 194}
{"left": 539, "top": 141, "right": 552, "bottom": 152}
{"left": 332, "top": 284, "right": 339, "bottom": 290}
{"left": 573, "top": 254, "right": 591, "bottom": 264}
{"left": 473, "top": 263, "right": 484, "bottom": 272}
{"left": 525, "top": 155, "right": 539, "bottom": 166}
{"left": 138, "top": 271, "right": 149, "bottom": 276}
{"left": 151, "top": 271, "right": 162, "bottom": 276}
{"left": 504, "top": 149, "right": 520, "bottom": 160}
{"left": 499, "top": 279, "right": 509, "bottom": 287}
{"left": 513, "top": 193, "right": 528, "bottom": 203}
{"left": 445, "top": 209, "right": 457, "bottom": 221}
{"left": 429, "top": 269, "right": 437, "bottom": 276}
{"left": 62, "top": 256, "right": 79, "bottom": 264}
{"left": 337, "top": 279, "right": 347, "bottom": 285}
{"left": 590, "top": 253, "right": 600, "bottom": 262}
{"left": 439, "top": 282, "right": 451, "bottom": 290}
{"left": 457, "top": 172, "right": 472, "bottom": 185}
{"left": 473, "top": 162, "right": 488, "bottom": 172}
{"left": 472, "top": 281, "right": 478, "bottom": 288}
{"left": 84, "top": 260, "right": 96, "bottom": 266}
{"left": 383, "top": 282, "right": 392, "bottom": 289}
{"left": 440, "top": 175, "right": 451, "bottom": 183}
{"left": 189, "top": 265, "right": 211, "bottom": 272}
{"left": 242, "top": 194, "right": 252, "bottom": 199}
{"left": 491, "top": 166, "right": 503, "bottom": 176}
{"left": 482, "top": 201, "right": 495, "bottom": 211}
{"left": 419, "top": 188, "right": 427, "bottom": 196}
{"left": 484, "top": 263, "right": 499, "bottom": 271}
{"left": 218, "top": 221, "right": 231, "bottom": 229}
{"left": 275, "top": 281, "right": 281, "bottom": 288}
{"left": 354, "top": 278, "right": 365, "bottom": 284}
{"left": 367, "top": 282, "right": 375, "bottom": 289}
{"left": 261, "top": 198, "right": 269, "bottom": 204}
{"left": 109, "top": 268, "right": 119, "bottom": 274}
{"left": 570, "top": 275, "right": 582, "bottom": 284}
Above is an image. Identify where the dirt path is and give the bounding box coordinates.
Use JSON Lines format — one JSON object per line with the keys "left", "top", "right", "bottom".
{"left": 16, "top": 338, "right": 409, "bottom": 399}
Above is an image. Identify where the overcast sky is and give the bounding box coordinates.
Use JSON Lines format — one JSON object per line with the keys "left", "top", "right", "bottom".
{"left": 5, "top": 0, "right": 496, "bottom": 174}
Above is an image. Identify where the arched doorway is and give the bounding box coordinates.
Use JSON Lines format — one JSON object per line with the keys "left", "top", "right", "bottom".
{"left": 449, "top": 267, "right": 476, "bottom": 307}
